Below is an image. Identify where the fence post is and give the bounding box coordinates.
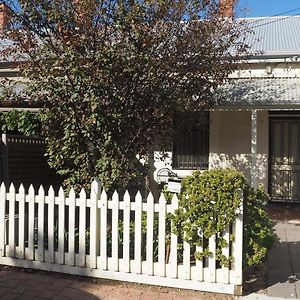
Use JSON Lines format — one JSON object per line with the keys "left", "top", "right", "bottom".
{"left": 37, "top": 185, "right": 45, "bottom": 262}
{"left": 134, "top": 191, "right": 142, "bottom": 274}
{"left": 90, "top": 180, "right": 101, "bottom": 269}
{"left": 234, "top": 188, "right": 244, "bottom": 290}
{"left": 79, "top": 188, "right": 87, "bottom": 267}
{"left": 18, "top": 184, "right": 25, "bottom": 259}
{"left": 112, "top": 191, "right": 119, "bottom": 272}
{"left": 57, "top": 187, "right": 65, "bottom": 265}
{"left": 100, "top": 189, "right": 108, "bottom": 270}
{"left": 8, "top": 183, "right": 16, "bottom": 258}
{"left": 27, "top": 185, "right": 35, "bottom": 261}
{"left": 0, "top": 182, "right": 6, "bottom": 258}
{"left": 123, "top": 190, "right": 131, "bottom": 273}
{"left": 68, "top": 188, "right": 76, "bottom": 266}
{"left": 48, "top": 186, "right": 55, "bottom": 263}
{"left": 170, "top": 194, "right": 178, "bottom": 279}
{"left": 158, "top": 193, "right": 166, "bottom": 277}
{"left": 146, "top": 192, "right": 154, "bottom": 276}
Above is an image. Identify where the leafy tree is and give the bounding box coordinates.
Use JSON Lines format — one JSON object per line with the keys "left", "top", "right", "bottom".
{"left": 0, "top": 0, "right": 247, "bottom": 190}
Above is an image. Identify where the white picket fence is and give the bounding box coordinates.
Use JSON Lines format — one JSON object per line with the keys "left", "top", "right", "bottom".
{"left": 0, "top": 180, "right": 243, "bottom": 295}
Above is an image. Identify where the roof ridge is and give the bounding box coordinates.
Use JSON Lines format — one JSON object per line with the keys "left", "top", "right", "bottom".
{"left": 240, "top": 15, "right": 300, "bottom": 21}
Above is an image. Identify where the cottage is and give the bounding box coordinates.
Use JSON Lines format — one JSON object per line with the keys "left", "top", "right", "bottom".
{"left": 154, "top": 15, "right": 300, "bottom": 203}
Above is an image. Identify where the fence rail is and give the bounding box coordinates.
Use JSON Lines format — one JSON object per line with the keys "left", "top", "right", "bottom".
{"left": 0, "top": 181, "right": 243, "bottom": 295}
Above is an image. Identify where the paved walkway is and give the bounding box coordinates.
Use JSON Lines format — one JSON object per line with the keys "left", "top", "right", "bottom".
{"left": 266, "top": 204, "right": 300, "bottom": 299}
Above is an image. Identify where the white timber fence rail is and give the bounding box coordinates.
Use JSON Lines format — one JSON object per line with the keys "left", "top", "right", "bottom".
{"left": 0, "top": 181, "right": 244, "bottom": 295}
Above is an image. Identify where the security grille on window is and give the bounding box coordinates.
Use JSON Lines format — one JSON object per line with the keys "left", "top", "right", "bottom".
{"left": 173, "top": 111, "right": 209, "bottom": 169}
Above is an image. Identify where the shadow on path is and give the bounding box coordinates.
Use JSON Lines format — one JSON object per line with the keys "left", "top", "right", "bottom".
{"left": 0, "top": 268, "right": 103, "bottom": 299}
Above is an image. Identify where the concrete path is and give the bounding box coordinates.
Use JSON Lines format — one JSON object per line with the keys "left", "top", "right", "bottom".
{"left": 266, "top": 205, "right": 300, "bottom": 299}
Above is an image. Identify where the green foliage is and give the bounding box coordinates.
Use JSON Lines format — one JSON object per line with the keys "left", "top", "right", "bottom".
{"left": 243, "top": 187, "right": 274, "bottom": 266}
{"left": 106, "top": 212, "right": 170, "bottom": 261}
{"left": 162, "top": 185, "right": 174, "bottom": 204}
{"left": 0, "top": 110, "right": 42, "bottom": 136}
{"left": 171, "top": 169, "right": 275, "bottom": 267}
{"left": 2, "top": 0, "right": 247, "bottom": 191}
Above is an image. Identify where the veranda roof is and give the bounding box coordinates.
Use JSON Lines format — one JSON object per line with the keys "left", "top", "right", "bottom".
{"left": 214, "top": 77, "right": 300, "bottom": 108}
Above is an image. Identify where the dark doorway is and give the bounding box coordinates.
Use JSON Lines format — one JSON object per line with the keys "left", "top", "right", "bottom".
{"left": 269, "top": 117, "right": 300, "bottom": 203}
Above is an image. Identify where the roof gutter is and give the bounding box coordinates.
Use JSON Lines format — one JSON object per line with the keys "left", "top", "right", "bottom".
{"left": 209, "top": 104, "right": 300, "bottom": 111}
{"left": 245, "top": 51, "right": 300, "bottom": 63}
{"left": 0, "top": 107, "right": 40, "bottom": 112}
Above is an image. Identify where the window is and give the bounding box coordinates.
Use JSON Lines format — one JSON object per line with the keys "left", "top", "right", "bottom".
{"left": 172, "top": 111, "right": 209, "bottom": 169}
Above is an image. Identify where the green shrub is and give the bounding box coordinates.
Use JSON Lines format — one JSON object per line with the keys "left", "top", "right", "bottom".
{"left": 0, "top": 110, "right": 42, "bottom": 136}
{"left": 243, "top": 187, "right": 274, "bottom": 266}
{"left": 170, "top": 168, "right": 274, "bottom": 267}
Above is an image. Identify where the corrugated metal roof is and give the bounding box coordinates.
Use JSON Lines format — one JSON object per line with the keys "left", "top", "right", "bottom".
{"left": 214, "top": 78, "right": 300, "bottom": 107}
{"left": 242, "top": 16, "right": 300, "bottom": 57}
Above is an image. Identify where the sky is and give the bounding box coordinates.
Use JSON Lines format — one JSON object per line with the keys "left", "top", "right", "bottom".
{"left": 238, "top": 0, "right": 300, "bottom": 17}
{"left": 7, "top": 0, "right": 300, "bottom": 18}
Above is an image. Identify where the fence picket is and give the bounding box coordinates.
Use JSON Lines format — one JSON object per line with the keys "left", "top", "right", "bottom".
{"left": 146, "top": 192, "right": 154, "bottom": 276}
{"left": 47, "top": 186, "right": 55, "bottom": 263}
{"left": 0, "top": 180, "right": 244, "bottom": 295}
{"left": 123, "top": 191, "right": 130, "bottom": 273}
{"left": 112, "top": 191, "right": 119, "bottom": 272}
{"left": 134, "top": 192, "right": 142, "bottom": 274}
{"left": 67, "top": 188, "right": 76, "bottom": 266}
{"left": 27, "top": 185, "right": 35, "bottom": 260}
{"left": 232, "top": 189, "right": 243, "bottom": 285}
{"left": 37, "top": 185, "right": 45, "bottom": 262}
{"left": 219, "top": 229, "right": 230, "bottom": 284}
{"left": 195, "top": 233, "right": 204, "bottom": 281}
{"left": 17, "top": 184, "right": 25, "bottom": 259}
{"left": 8, "top": 184, "right": 16, "bottom": 257}
{"left": 208, "top": 235, "right": 216, "bottom": 283}
{"left": 170, "top": 194, "right": 178, "bottom": 279}
{"left": 100, "top": 190, "right": 108, "bottom": 270}
{"left": 158, "top": 193, "right": 166, "bottom": 277}
{"left": 78, "top": 188, "right": 86, "bottom": 267}
{"left": 0, "top": 183, "right": 6, "bottom": 257}
{"left": 183, "top": 240, "right": 191, "bottom": 280}
{"left": 57, "top": 187, "right": 65, "bottom": 265}
{"left": 90, "top": 180, "right": 101, "bottom": 269}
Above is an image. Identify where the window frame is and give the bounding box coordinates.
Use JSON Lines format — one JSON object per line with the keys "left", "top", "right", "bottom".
{"left": 172, "top": 111, "right": 209, "bottom": 170}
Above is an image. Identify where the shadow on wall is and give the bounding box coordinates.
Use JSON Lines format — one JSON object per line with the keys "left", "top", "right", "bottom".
{"left": 209, "top": 153, "right": 268, "bottom": 186}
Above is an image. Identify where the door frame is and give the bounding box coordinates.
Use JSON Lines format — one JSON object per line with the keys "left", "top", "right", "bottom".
{"left": 268, "top": 112, "right": 300, "bottom": 203}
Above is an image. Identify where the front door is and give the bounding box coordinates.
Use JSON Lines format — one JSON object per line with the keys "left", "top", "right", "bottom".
{"left": 270, "top": 117, "right": 300, "bottom": 203}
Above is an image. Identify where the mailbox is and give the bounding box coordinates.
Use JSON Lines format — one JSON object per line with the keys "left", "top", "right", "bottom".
{"left": 167, "top": 178, "right": 182, "bottom": 193}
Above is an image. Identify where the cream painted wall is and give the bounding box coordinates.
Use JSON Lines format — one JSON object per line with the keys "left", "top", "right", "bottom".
{"left": 152, "top": 59, "right": 297, "bottom": 191}
{"left": 153, "top": 110, "right": 269, "bottom": 192}
{"left": 209, "top": 111, "right": 269, "bottom": 190}
{"left": 232, "top": 61, "right": 300, "bottom": 79}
